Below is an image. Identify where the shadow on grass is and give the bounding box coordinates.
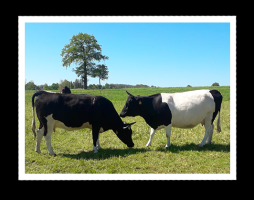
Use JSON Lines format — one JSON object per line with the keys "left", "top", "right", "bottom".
{"left": 60, "top": 143, "right": 229, "bottom": 160}
{"left": 156, "top": 143, "right": 230, "bottom": 153}
{"left": 60, "top": 148, "right": 148, "bottom": 160}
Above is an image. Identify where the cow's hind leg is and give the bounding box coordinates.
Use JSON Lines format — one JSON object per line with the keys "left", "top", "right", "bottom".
{"left": 199, "top": 113, "right": 213, "bottom": 147}
{"left": 44, "top": 115, "right": 56, "bottom": 155}
{"left": 44, "top": 129, "right": 55, "bottom": 155}
{"left": 35, "top": 126, "right": 44, "bottom": 153}
{"left": 35, "top": 120, "right": 44, "bottom": 153}
{"left": 165, "top": 124, "right": 172, "bottom": 148}
{"left": 206, "top": 124, "right": 214, "bottom": 144}
{"left": 146, "top": 128, "right": 156, "bottom": 147}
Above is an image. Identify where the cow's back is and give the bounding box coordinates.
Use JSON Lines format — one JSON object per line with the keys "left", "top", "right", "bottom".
{"left": 34, "top": 92, "right": 110, "bottom": 128}
{"left": 161, "top": 90, "right": 215, "bottom": 128}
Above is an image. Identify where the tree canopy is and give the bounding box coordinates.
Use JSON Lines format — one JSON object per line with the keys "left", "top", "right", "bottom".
{"left": 60, "top": 33, "right": 109, "bottom": 89}
{"left": 91, "top": 64, "right": 109, "bottom": 85}
{"left": 211, "top": 82, "right": 220, "bottom": 86}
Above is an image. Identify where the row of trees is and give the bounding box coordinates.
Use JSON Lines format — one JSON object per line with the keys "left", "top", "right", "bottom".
{"left": 187, "top": 82, "right": 220, "bottom": 87}
{"left": 25, "top": 80, "right": 153, "bottom": 90}
{"left": 25, "top": 79, "right": 84, "bottom": 90}
{"left": 89, "top": 83, "right": 152, "bottom": 89}
{"left": 26, "top": 80, "right": 221, "bottom": 91}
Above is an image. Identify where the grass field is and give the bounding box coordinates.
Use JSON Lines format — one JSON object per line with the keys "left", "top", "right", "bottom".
{"left": 24, "top": 86, "right": 230, "bottom": 175}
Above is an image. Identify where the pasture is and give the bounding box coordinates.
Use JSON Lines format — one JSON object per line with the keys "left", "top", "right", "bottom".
{"left": 24, "top": 86, "right": 230, "bottom": 174}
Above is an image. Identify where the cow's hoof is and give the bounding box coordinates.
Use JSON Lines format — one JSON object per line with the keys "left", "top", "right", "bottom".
{"left": 146, "top": 143, "right": 151, "bottom": 147}
{"left": 198, "top": 143, "right": 204, "bottom": 147}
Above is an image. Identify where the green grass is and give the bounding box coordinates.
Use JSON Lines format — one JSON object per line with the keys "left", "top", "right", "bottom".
{"left": 25, "top": 86, "right": 230, "bottom": 174}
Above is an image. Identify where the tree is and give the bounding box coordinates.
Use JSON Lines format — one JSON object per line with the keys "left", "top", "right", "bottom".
{"left": 25, "top": 81, "right": 37, "bottom": 90}
{"left": 212, "top": 82, "right": 220, "bottom": 86}
{"left": 60, "top": 33, "right": 109, "bottom": 89}
{"left": 91, "top": 64, "right": 109, "bottom": 85}
{"left": 43, "top": 83, "right": 49, "bottom": 90}
{"left": 51, "top": 83, "right": 59, "bottom": 90}
{"left": 59, "top": 79, "right": 72, "bottom": 90}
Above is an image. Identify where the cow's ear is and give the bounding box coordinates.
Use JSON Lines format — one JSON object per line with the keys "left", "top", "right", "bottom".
{"left": 123, "top": 122, "right": 136, "bottom": 129}
{"left": 126, "top": 91, "right": 134, "bottom": 97}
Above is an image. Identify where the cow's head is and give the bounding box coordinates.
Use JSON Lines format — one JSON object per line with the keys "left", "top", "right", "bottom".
{"left": 61, "top": 86, "right": 71, "bottom": 94}
{"left": 115, "top": 121, "right": 136, "bottom": 148}
{"left": 120, "top": 91, "right": 141, "bottom": 118}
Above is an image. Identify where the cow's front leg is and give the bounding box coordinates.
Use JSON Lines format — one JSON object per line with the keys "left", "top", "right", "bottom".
{"left": 96, "top": 133, "right": 102, "bottom": 149}
{"left": 165, "top": 124, "right": 172, "bottom": 147}
{"left": 92, "top": 127, "right": 100, "bottom": 153}
{"left": 146, "top": 128, "right": 156, "bottom": 147}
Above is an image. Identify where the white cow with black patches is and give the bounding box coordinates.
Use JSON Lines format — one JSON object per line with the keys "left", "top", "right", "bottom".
{"left": 120, "top": 89, "right": 222, "bottom": 147}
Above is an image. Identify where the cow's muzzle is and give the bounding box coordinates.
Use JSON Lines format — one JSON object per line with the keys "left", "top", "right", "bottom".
{"left": 127, "top": 143, "right": 134, "bottom": 148}
{"left": 120, "top": 112, "right": 126, "bottom": 118}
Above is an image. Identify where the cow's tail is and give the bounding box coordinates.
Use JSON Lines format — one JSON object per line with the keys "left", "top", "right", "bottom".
{"left": 31, "top": 91, "right": 44, "bottom": 140}
{"left": 216, "top": 111, "right": 221, "bottom": 133}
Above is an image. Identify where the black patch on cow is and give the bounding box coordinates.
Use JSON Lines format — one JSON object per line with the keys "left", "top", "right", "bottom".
{"left": 137, "top": 94, "right": 172, "bottom": 129}
{"left": 209, "top": 90, "right": 223, "bottom": 124}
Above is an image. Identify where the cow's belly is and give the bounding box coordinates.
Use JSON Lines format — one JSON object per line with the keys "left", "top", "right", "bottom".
{"left": 54, "top": 121, "right": 104, "bottom": 133}
{"left": 54, "top": 120, "right": 90, "bottom": 131}
{"left": 172, "top": 121, "right": 199, "bottom": 128}
{"left": 170, "top": 109, "right": 208, "bottom": 129}
{"left": 45, "top": 114, "right": 104, "bottom": 133}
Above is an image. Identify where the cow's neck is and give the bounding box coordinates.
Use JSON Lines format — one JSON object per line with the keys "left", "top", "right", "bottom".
{"left": 108, "top": 110, "right": 124, "bottom": 132}
{"left": 138, "top": 97, "right": 158, "bottom": 129}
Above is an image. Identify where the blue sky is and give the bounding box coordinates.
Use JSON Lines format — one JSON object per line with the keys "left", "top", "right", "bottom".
{"left": 25, "top": 22, "right": 230, "bottom": 87}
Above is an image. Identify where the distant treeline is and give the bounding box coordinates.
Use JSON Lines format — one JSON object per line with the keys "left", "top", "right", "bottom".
{"left": 25, "top": 79, "right": 84, "bottom": 90}
{"left": 95, "top": 83, "right": 153, "bottom": 89}
{"left": 25, "top": 79, "right": 155, "bottom": 90}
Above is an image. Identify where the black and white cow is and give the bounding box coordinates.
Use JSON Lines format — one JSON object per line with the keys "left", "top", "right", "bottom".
{"left": 31, "top": 91, "right": 135, "bottom": 155}
{"left": 120, "top": 90, "right": 222, "bottom": 147}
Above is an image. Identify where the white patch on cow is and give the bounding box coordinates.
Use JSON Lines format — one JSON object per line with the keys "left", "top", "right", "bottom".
{"left": 161, "top": 89, "right": 215, "bottom": 129}
{"left": 44, "top": 91, "right": 56, "bottom": 93}
{"left": 45, "top": 114, "right": 104, "bottom": 133}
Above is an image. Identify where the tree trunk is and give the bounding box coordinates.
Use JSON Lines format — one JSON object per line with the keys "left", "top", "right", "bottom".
{"left": 84, "top": 75, "right": 87, "bottom": 89}
{"left": 83, "top": 71, "right": 87, "bottom": 89}
{"left": 83, "top": 59, "right": 87, "bottom": 89}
